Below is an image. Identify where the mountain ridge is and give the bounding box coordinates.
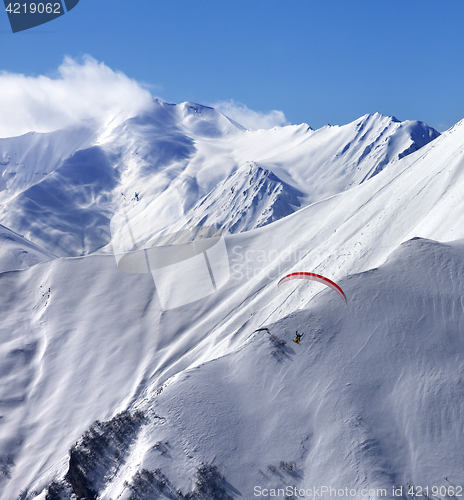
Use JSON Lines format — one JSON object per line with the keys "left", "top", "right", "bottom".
{"left": 0, "top": 101, "right": 440, "bottom": 259}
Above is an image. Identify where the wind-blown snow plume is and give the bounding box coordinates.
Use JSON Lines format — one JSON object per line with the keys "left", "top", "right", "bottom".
{"left": 212, "top": 99, "right": 289, "bottom": 130}
{"left": 0, "top": 56, "right": 155, "bottom": 138}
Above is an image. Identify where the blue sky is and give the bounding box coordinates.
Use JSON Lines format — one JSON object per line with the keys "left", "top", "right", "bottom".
{"left": 1, "top": 0, "right": 464, "bottom": 131}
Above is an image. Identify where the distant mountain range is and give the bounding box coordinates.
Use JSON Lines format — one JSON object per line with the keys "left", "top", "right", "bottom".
{"left": 0, "top": 101, "right": 439, "bottom": 259}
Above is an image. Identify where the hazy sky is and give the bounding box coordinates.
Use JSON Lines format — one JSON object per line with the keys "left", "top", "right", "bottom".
{"left": 1, "top": 0, "right": 463, "bottom": 131}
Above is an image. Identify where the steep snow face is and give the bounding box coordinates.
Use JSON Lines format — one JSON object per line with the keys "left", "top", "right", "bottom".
{"left": 0, "top": 224, "right": 55, "bottom": 273}
{"left": 0, "top": 124, "right": 97, "bottom": 204}
{"left": 178, "top": 161, "right": 304, "bottom": 233}
{"left": 0, "top": 103, "right": 439, "bottom": 257}
{"left": 0, "top": 115, "right": 462, "bottom": 499}
{"left": 336, "top": 113, "right": 441, "bottom": 185}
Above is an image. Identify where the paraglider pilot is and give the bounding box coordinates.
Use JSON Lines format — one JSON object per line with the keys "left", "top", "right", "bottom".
{"left": 294, "top": 331, "right": 302, "bottom": 344}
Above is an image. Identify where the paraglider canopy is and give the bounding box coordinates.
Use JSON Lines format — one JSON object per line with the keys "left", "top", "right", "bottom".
{"left": 278, "top": 272, "right": 347, "bottom": 306}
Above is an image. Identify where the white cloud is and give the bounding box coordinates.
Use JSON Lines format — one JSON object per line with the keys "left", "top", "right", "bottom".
{"left": 212, "top": 99, "right": 289, "bottom": 130}
{"left": 0, "top": 55, "right": 155, "bottom": 138}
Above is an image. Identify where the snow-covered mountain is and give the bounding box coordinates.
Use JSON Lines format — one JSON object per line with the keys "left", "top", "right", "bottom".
{"left": 0, "top": 101, "right": 439, "bottom": 257}
{"left": 179, "top": 161, "right": 304, "bottom": 234}
{"left": 2, "top": 101, "right": 461, "bottom": 500}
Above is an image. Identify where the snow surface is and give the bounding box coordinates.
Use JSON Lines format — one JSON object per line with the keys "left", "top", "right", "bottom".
{"left": 0, "top": 103, "right": 462, "bottom": 500}
{"left": 0, "top": 225, "right": 55, "bottom": 273}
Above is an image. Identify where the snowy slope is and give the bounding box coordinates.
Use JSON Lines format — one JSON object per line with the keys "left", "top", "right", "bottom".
{"left": 0, "top": 224, "right": 55, "bottom": 273}
{"left": 0, "top": 101, "right": 439, "bottom": 256}
{"left": 112, "top": 237, "right": 464, "bottom": 498}
{"left": 0, "top": 116, "right": 462, "bottom": 499}
{"left": 0, "top": 124, "right": 98, "bottom": 204}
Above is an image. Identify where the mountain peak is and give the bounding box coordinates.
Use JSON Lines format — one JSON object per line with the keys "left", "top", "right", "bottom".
{"left": 357, "top": 112, "right": 399, "bottom": 125}
{"left": 179, "top": 161, "right": 304, "bottom": 234}
{"left": 177, "top": 101, "right": 244, "bottom": 137}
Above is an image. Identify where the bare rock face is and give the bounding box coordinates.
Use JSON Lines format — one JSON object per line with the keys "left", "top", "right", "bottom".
{"left": 45, "top": 480, "right": 74, "bottom": 500}
{"left": 124, "top": 464, "right": 233, "bottom": 500}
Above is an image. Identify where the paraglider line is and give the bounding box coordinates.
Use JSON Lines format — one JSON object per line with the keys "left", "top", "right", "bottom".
{"left": 258, "top": 285, "right": 299, "bottom": 328}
